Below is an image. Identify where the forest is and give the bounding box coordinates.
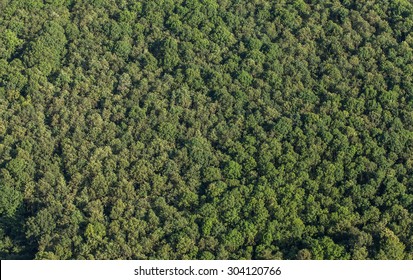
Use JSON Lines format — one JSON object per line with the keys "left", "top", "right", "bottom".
{"left": 0, "top": 0, "right": 413, "bottom": 260}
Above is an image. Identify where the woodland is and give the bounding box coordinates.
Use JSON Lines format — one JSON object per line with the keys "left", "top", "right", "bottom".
{"left": 1, "top": 0, "right": 413, "bottom": 259}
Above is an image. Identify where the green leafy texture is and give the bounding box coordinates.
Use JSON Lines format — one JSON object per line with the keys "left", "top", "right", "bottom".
{"left": 0, "top": 0, "right": 413, "bottom": 260}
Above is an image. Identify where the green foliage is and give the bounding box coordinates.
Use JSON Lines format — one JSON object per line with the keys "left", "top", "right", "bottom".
{"left": 0, "top": 29, "right": 22, "bottom": 59}
{"left": 24, "top": 21, "right": 67, "bottom": 75}
{"left": 224, "top": 161, "right": 242, "bottom": 180}
{"left": 1, "top": 0, "right": 413, "bottom": 260}
{"left": 0, "top": 185, "right": 22, "bottom": 217}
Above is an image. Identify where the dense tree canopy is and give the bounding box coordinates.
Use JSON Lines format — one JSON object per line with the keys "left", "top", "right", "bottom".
{"left": 1, "top": 0, "right": 413, "bottom": 260}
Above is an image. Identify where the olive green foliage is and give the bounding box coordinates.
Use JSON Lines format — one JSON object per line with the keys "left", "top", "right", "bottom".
{"left": 1, "top": 0, "right": 413, "bottom": 260}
